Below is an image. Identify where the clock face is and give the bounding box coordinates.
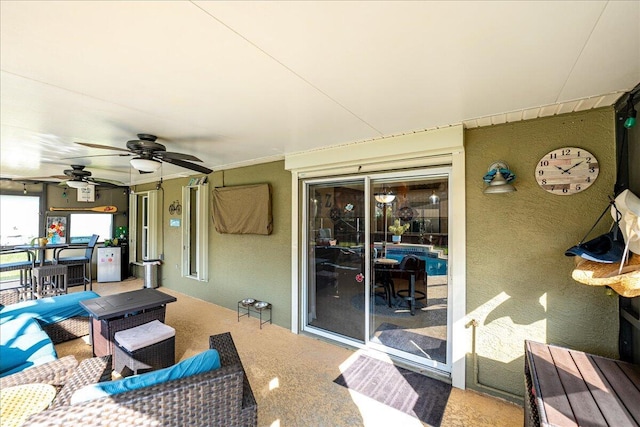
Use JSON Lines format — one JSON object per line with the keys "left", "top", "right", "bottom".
{"left": 535, "top": 147, "right": 599, "bottom": 195}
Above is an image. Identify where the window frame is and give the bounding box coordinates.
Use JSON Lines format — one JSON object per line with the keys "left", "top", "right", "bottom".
{"left": 182, "top": 183, "right": 208, "bottom": 281}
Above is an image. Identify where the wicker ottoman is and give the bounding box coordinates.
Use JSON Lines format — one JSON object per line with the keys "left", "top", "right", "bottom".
{"left": 113, "top": 320, "right": 175, "bottom": 376}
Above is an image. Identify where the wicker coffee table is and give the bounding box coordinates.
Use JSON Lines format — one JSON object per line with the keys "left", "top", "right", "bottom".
{"left": 0, "top": 383, "right": 56, "bottom": 427}
{"left": 79, "top": 288, "right": 177, "bottom": 357}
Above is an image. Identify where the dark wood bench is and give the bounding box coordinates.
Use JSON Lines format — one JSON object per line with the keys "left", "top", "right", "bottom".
{"left": 525, "top": 340, "right": 640, "bottom": 426}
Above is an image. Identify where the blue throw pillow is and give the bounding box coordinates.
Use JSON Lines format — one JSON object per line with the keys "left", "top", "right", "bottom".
{"left": 70, "top": 349, "right": 221, "bottom": 404}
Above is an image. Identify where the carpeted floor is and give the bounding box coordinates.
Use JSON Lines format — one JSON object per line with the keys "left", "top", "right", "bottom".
{"left": 56, "top": 278, "right": 524, "bottom": 426}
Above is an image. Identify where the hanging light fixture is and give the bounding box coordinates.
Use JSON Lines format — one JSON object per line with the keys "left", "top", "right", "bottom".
{"left": 374, "top": 187, "right": 395, "bottom": 258}
{"left": 429, "top": 190, "right": 440, "bottom": 204}
{"left": 66, "top": 179, "right": 88, "bottom": 189}
{"left": 374, "top": 187, "right": 396, "bottom": 204}
{"left": 624, "top": 94, "right": 637, "bottom": 129}
{"left": 130, "top": 157, "right": 161, "bottom": 172}
{"left": 483, "top": 161, "right": 516, "bottom": 194}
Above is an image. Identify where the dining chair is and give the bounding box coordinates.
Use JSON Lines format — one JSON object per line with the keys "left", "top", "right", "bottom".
{"left": 394, "top": 254, "right": 428, "bottom": 304}
{"left": 53, "top": 234, "right": 99, "bottom": 291}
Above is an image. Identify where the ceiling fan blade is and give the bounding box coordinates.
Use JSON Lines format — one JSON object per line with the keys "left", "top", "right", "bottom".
{"left": 12, "top": 175, "right": 65, "bottom": 182}
{"left": 86, "top": 177, "right": 125, "bottom": 187}
{"left": 161, "top": 157, "right": 212, "bottom": 174}
{"left": 63, "top": 153, "right": 132, "bottom": 160}
{"left": 156, "top": 151, "right": 203, "bottom": 162}
{"left": 76, "top": 142, "right": 131, "bottom": 153}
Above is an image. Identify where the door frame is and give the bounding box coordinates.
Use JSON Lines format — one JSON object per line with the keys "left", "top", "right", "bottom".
{"left": 301, "top": 169, "right": 454, "bottom": 373}
{"left": 286, "top": 125, "right": 466, "bottom": 388}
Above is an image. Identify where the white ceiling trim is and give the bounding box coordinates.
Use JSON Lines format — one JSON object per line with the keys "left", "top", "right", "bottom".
{"left": 462, "top": 92, "right": 625, "bottom": 129}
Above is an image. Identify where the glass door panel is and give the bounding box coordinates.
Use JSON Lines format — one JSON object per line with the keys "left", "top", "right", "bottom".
{"left": 370, "top": 176, "right": 449, "bottom": 369}
{"left": 306, "top": 180, "right": 366, "bottom": 341}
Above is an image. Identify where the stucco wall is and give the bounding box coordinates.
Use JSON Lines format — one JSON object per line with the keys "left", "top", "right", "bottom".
{"left": 158, "top": 161, "right": 293, "bottom": 328}
{"left": 464, "top": 107, "right": 619, "bottom": 398}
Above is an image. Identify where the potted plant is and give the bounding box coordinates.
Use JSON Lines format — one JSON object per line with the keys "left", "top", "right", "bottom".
{"left": 388, "top": 219, "right": 410, "bottom": 243}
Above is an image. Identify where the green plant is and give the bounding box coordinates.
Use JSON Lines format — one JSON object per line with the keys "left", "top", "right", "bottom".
{"left": 388, "top": 219, "right": 410, "bottom": 236}
{"left": 103, "top": 238, "right": 119, "bottom": 247}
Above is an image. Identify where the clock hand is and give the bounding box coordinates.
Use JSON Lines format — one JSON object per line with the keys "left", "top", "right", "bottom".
{"left": 562, "top": 161, "right": 584, "bottom": 174}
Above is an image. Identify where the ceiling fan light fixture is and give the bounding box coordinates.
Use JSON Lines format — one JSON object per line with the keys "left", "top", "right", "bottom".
{"left": 130, "top": 158, "right": 161, "bottom": 172}
{"left": 374, "top": 187, "right": 396, "bottom": 204}
{"left": 66, "top": 180, "right": 88, "bottom": 189}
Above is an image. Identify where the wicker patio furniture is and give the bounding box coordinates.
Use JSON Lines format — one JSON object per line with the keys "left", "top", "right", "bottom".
{"left": 113, "top": 320, "right": 176, "bottom": 376}
{"left": 0, "top": 248, "right": 36, "bottom": 304}
{"left": 21, "top": 332, "right": 257, "bottom": 427}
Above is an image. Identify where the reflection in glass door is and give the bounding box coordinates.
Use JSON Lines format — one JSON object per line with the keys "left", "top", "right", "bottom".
{"left": 304, "top": 172, "right": 450, "bottom": 372}
{"left": 306, "top": 179, "right": 366, "bottom": 341}
{"left": 370, "top": 176, "right": 449, "bottom": 370}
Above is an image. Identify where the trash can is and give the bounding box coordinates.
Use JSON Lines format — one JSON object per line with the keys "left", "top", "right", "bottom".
{"left": 142, "top": 259, "right": 162, "bottom": 289}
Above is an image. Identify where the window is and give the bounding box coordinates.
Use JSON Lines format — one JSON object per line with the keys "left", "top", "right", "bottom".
{"left": 128, "top": 190, "right": 160, "bottom": 263}
{"left": 69, "top": 214, "right": 113, "bottom": 243}
{"left": 182, "top": 183, "right": 208, "bottom": 281}
{"left": 0, "top": 195, "right": 40, "bottom": 246}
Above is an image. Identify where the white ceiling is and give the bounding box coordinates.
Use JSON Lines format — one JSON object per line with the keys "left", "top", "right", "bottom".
{"left": 1, "top": 1, "right": 639, "bottom": 186}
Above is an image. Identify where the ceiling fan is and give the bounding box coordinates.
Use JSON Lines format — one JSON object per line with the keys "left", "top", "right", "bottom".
{"left": 71, "top": 134, "right": 213, "bottom": 174}
{"left": 15, "top": 165, "right": 125, "bottom": 189}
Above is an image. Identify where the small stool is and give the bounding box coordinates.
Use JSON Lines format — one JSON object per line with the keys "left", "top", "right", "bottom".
{"left": 32, "top": 265, "right": 68, "bottom": 299}
{"left": 113, "top": 320, "right": 175, "bottom": 376}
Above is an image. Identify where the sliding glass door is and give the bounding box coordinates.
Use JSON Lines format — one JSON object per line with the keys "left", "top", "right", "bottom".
{"left": 303, "top": 169, "right": 450, "bottom": 372}
{"left": 369, "top": 174, "right": 449, "bottom": 370}
{"left": 305, "top": 179, "right": 366, "bottom": 341}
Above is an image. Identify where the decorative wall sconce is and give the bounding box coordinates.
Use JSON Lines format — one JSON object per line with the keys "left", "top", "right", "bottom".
{"left": 483, "top": 161, "right": 516, "bottom": 194}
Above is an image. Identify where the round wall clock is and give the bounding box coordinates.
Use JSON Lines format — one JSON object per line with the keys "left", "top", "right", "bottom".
{"left": 535, "top": 147, "right": 599, "bottom": 195}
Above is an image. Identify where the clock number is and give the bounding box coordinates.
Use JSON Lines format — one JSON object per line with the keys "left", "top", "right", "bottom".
{"left": 549, "top": 153, "right": 557, "bottom": 159}
{"left": 589, "top": 166, "right": 596, "bottom": 173}
{"left": 541, "top": 179, "right": 547, "bottom": 185}
{"left": 562, "top": 149, "right": 571, "bottom": 156}
{"left": 538, "top": 170, "right": 544, "bottom": 176}
{"left": 576, "top": 184, "right": 581, "bottom": 191}
{"left": 586, "top": 157, "right": 591, "bottom": 162}
{"left": 586, "top": 177, "right": 591, "bottom": 183}
{"left": 540, "top": 160, "right": 549, "bottom": 167}
{"left": 562, "top": 186, "right": 568, "bottom": 193}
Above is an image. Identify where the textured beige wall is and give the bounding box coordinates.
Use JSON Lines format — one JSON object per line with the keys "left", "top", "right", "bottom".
{"left": 159, "top": 161, "right": 293, "bottom": 328}
{"left": 464, "top": 107, "right": 619, "bottom": 398}
{"left": 129, "top": 108, "right": 619, "bottom": 397}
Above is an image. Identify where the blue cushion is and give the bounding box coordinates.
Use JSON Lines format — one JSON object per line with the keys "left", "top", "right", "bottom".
{"left": 71, "top": 349, "right": 221, "bottom": 404}
{"left": 0, "top": 316, "right": 57, "bottom": 376}
{"left": 0, "top": 291, "right": 99, "bottom": 325}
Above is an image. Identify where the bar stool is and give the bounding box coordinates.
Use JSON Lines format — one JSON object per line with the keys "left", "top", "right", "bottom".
{"left": 32, "top": 265, "right": 68, "bottom": 298}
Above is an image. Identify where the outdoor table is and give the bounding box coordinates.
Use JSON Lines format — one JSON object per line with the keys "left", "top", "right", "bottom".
{"left": 525, "top": 340, "right": 640, "bottom": 426}
{"left": 80, "top": 288, "right": 177, "bottom": 357}
{"left": 0, "top": 383, "right": 56, "bottom": 427}
{"left": 15, "top": 243, "right": 68, "bottom": 267}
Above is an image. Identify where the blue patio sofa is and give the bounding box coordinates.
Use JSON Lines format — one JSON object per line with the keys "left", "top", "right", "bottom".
{"left": 0, "top": 291, "right": 98, "bottom": 377}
